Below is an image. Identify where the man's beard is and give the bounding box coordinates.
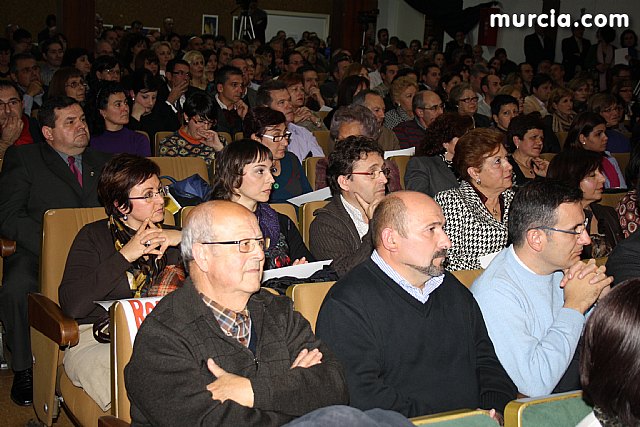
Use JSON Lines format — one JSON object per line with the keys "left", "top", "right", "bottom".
{"left": 406, "top": 249, "right": 448, "bottom": 277}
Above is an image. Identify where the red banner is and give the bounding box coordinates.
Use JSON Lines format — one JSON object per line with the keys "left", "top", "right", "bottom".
{"left": 478, "top": 8, "right": 500, "bottom": 46}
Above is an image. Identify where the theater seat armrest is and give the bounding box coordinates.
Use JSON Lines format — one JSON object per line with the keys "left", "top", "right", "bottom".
{"left": 28, "top": 293, "right": 79, "bottom": 347}
{"left": 99, "top": 416, "right": 131, "bottom": 427}
{"left": 0, "top": 237, "right": 16, "bottom": 257}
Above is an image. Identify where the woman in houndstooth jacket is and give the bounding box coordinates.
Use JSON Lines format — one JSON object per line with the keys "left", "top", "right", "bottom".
{"left": 435, "top": 128, "right": 514, "bottom": 271}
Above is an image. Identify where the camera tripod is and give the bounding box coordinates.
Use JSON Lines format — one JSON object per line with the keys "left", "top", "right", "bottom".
{"left": 236, "top": 9, "right": 255, "bottom": 41}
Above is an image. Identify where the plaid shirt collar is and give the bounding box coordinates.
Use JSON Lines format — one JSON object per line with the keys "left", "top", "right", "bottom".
{"left": 200, "top": 293, "right": 252, "bottom": 347}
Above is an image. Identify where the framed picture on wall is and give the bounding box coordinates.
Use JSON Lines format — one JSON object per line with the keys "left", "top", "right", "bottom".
{"left": 202, "top": 15, "right": 218, "bottom": 36}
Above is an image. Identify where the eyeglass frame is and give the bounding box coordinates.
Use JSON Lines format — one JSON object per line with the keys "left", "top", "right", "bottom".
{"left": 259, "top": 131, "right": 292, "bottom": 143}
{"left": 349, "top": 167, "right": 391, "bottom": 180}
{"left": 459, "top": 96, "right": 479, "bottom": 104}
{"left": 65, "top": 80, "right": 88, "bottom": 89}
{"left": 528, "top": 218, "right": 589, "bottom": 236}
{"left": 0, "top": 99, "right": 21, "bottom": 108}
{"left": 191, "top": 116, "right": 217, "bottom": 127}
{"left": 418, "top": 102, "right": 445, "bottom": 112}
{"left": 128, "top": 186, "right": 169, "bottom": 202}
{"left": 200, "top": 237, "right": 270, "bottom": 253}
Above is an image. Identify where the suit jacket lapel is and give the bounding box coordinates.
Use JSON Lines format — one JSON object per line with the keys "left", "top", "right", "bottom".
{"left": 40, "top": 143, "right": 83, "bottom": 196}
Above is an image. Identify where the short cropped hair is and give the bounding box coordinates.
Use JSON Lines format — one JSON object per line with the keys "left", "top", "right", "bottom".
{"left": 506, "top": 113, "right": 545, "bottom": 152}
{"left": 183, "top": 91, "right": 215, "bottom": 121}
{"left": 243, "top": 107, "right": 287, "bottom": 137}
{"left": 255, "top": 79, "right": 288, "bottom": 107}
{"left": 371, "top": 194, "right": 409, "bottom": 248}
{"left": 0, "top": 80, "right": 23, "bottom": 100}
{"left": 531, "top": 73, "right": 552, "bottom": 90}
{"left": 329, "top": 104, "right": 379, "bottom": 141}
{"left": 98, "top": 154, "right": 161, "bottom": 218}
{"left": 327, "top": 136, "right": 383, "bottom": 196}
{"left": 508, "top": 180, "right": 582, "bottom": 247}
{"left": 490, "top": 94, "right": 518, "bottom": 117}
{"left": 38, "top": 96, "right": 80, "bottom": 128}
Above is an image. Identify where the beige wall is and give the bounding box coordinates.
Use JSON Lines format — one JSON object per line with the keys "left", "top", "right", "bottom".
{"left": 2, "top": 1, "right": 333, "bottom": 43}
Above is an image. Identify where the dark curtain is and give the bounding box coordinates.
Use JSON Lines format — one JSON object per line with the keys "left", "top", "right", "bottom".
{"left": 403, "top": 0, "right": 500, "bottom": 37}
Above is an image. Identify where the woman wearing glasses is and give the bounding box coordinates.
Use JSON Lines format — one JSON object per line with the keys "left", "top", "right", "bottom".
{"left": 435, "top": 128, "right": 514, "bottom": 270}
{"left": 448, "top": 82, "right": 491, "bottom": 128}
{"left": 159, "top": 91, "right": 226, "bottom": 167}
{"left": 588, "top": 93, "right": 631, "bottom": 153}
{"left": 89, "top": 81, "right": 151, "bottom": 157}
{"left": 547, "top": 149, "right": 622, "bottom": 259}
{"left": 48, "top": 67, "right": 87, "bottom": 103}
{"left": 209, "top": 140, "right": 313, "bottom": 269}
{"left": 243, "top": 107, "right": 312, "bottom": 202}
{"left": 59, "top": 154, "right": 182, "bottom": 412}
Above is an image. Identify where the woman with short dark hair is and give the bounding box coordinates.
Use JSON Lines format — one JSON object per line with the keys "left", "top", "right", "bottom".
{"left": 578, "top": 278, "right": 640, "bottom": 426}
{"left": 547, "top": 149, "right": 622, "bottom": 258}
{"left": 435, "top": 128, "right": 514, "bottom": 270}
{"left": 159, "top": 91, "right": 226, "bottom": 166}
{"left": 48, "top": 67, "right": 86, "bottom": 103}
{"left": 59, "top": 154, "right": 182, "bottom": 411}
{"left": 209, "top": 140, "right": 313, "bottom": 269}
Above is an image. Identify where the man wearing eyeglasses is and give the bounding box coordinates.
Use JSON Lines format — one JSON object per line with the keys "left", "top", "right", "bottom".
{"left": 471, "top": 180, "right": 613, "bottom": 398}
{"left": 0, "top": 80, "right": 44, "bottom": 157}
{"left": 9, "top": 53, "right": 45, "bottom": 117}
{"left": 392, "top": 90, "right": 443, "bottom": 150}
{"left": 125, "top": 201, "right": 349, "bottom": 425}
{"left": 310, "top": 136, "right": 388, "bottom": 277}
{"left": 0, "top": 96, "right": 111, "bottom": 406}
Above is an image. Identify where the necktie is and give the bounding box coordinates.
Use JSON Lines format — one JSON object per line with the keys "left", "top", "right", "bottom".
{"left": 68, "top": 156, "right": 83, "bottom": 187}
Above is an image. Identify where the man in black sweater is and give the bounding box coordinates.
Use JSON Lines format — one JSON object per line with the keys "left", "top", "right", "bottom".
{"left": 316, "top": 191, "right": 516, "bottom": 421}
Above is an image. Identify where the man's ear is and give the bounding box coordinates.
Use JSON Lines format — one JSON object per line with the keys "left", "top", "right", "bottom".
{"left": 216, "top": 83, "right": 224, "bottom": 94}
{"left": 41, "top": 126, "right": 53, "bottom": 141}
{"left": 379, "top": 227, "right": 398, "bottom": 252}
{"left": 525, "top": 229, "right": 545, "bottom": 253}
{"left": 337, "top": 174, "right": 350, "bottom": 193}
{"left": 192, "top": 243, "right": 211, "bottom": 273}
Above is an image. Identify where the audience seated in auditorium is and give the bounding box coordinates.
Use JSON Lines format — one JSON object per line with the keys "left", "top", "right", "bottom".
{"left": 392, "top": 90, "right": 443, "bottom": 150}
{"left": 477, "top": 74, "right": 502, "bottom": 118}
{"left": 0, "top": 96, "right": 111, "bottom": 406}
{"left": 309, "top": 136, "right": 388, "bottom": 276}
{"left": 435, "top": 129, "right": 514, "bottom": 270}
{"left": 89, "top": 81, "right": 150, "bottom": 157}
{"left": 548, "top": 87, "right": 576, "bottom": 133}
{"left": 210, "top": 65, "right": 247, "bottom": 135}
{"left": 448, "top": 82, "right": 491, "bottom": 128}
{"left": 564, "top": 112, "right": 627, "bottom": 189}
{"left": 159, "top": 91, "right": 225, "bottom": 167}
{"left": 278, "top": 72, "right": 327, "bottom": 132}
{"left": 125, "top": 201, "right": 350, "bottom": 426}
{"left": 383, "top": 76, "right": 417, "bottom": 130}
{"left": 523, "top": 73, "right": 552, "bottom": 117}
{"left": 588, "top": 93, "right": 631, "bottom": 153}
{"left": 208, "top": 139, "right": 314, "bottom": 269}
{"left": 59, "top": 154, "right": 182, "bottom": 411}
{"left": 256, "top": 79, "right": 324, "bottom": 163}
{"left": 243, "top": 107, "right": 311, "bottom": 202}
{"left": 547, "top": 150, "right": 623, "bottom": 259}
{"left": 10, "top": 52, "right": 45, "bottom": 116}
{"left": 472, "top": 180, "right": 613, "bottom": 397}
{"left": 316, "top": 191, "right": 516, "bottom": 420}
{"left": 490, "top": 94, "right": 519, "bottom": 134}
{"left": 405, "top": 113, "right": 472, "bottom": 197}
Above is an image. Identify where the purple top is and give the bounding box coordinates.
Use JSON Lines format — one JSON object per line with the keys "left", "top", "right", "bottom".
{"left": 90, "top": 127, "right": 151, "bottom": 157}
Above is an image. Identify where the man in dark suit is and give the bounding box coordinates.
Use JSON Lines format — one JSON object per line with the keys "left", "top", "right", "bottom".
{"left": 561, "top": 26, "right": 591, "bottom": 80}
{"left": 0, "top": 96, "right": 111, "bottom": 406}
{"left": 156, "top": 59, "right": 200, "bottom": 130}
{"left": 211, "top": 65, "right": 248, "bottom": 135}
{"left": 0, "top": 81, "right": 44, "bottom": 157}
{"left": 524, "top": 25, "right": 555, "bottom": 71}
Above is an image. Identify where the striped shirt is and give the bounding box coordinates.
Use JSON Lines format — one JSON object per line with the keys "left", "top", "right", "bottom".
{"left": 371, "top": 250, "right": 444, "bottom": 304}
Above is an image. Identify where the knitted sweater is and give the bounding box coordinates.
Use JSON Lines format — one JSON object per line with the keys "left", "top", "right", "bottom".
{"left": 90, "top": 127, "right": 151, "bottom": 157}
{"left": 471, "top": 246, "right": 585, "bottom": 397}
{"left": 316, "top": 258, "right": 517, "bottom": 417}
{"left": 126, "top": 281, "right": 349, "bottom": 426}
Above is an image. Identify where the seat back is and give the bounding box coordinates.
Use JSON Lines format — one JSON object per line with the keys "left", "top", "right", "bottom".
{"left": 111, "top": 297, "right": 163, "bottom": 422}
{"left": 218, "top": 132, "right": 233, "bottom": 145}
{"left": 411, "top": 409, "right": 496, "bottom": 426}
{"left": 149, "top": 156, "right": 210, "bottom": 184}
{"left": 600, "top": 191, "right": 627, "bottom": 209}
{"left": 539, "top": 153, "right": 556, "bottom": 162}
{"left": 556, "top": 132, "right": 568, "bottom": 149}
{"left": 388, "top": 155, "right": 411, "bottom": 189}
{"left": 285, "top": 281, "right": 335, "bottom": 332}
{"left": 303, "top": 156, "right": 326, "bottom": 191}
{"left": 40, "top": 208, "right": 175, "bottom": 305}
{"left": 612, "top": 152, "right": 630, "bottom": 175}
{"left": 269, "top": 203, "right": 299, "bottom": 230}
{"left": 451, "top": 269, "right": 484, "bottom": 289}
{"left": 234, "top": 132, "right": 244, "bottom": 141}
{"left": 301, "top": 200, "right": 329, "bottom": 247}
{"left": 154, "top": 131, "right": 174, "bottom": 156}
{"left": 504, "top": 391, "right": 590, "bottom": 427}
{"left": 312, "top": 130, "right": 333, "bottom": 156}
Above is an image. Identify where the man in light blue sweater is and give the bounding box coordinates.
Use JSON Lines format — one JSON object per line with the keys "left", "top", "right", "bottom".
{"left": 471, "top": 181, "right": 612, "bottom": 397}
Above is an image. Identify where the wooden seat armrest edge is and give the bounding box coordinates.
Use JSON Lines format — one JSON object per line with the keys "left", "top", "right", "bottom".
{"left": 99, "top": 416, "right": 131, "bottom": 427}
{"left": 0, "top": 236, "right": 16, "bottom": 257}
{"left": 28, "top": 293, "right": 79, "bottom": 347}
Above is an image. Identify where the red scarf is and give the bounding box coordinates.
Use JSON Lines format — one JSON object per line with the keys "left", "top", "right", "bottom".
{"left": 601, "top": 156, "right": 621, "bottom": 188}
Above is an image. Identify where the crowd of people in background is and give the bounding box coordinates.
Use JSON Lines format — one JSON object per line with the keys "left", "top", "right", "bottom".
{"left": 2, "top": 8, "right": 640, "bottom": 427}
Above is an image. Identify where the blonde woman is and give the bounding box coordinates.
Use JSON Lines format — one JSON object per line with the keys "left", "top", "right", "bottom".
{"left": 383, "top": 76, "right": 418, "bottom": 129}
{"left": 151, "top": 41, "right": 174, "bottom": 76}
{"left": 182, "top": 50, "right": 207, "bottom": 90}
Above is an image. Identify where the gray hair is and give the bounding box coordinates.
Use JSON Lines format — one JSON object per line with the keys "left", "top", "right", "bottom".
{"left": 180, "top": 202, "right": 218, "bottom": 269}
{"left": 412, "top": 90, "right": 436, "bottom": 112}
{"left": 329, "top": 104, "right": 380, "bottom": 141}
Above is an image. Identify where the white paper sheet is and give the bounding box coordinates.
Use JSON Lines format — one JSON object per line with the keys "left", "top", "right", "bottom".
{"left": 614, "top": 48, "right": 629, "bottom": 65}
{"left": 384, "top": 147, "right": 415, "bottom": 159}
{"left": 287, "top": 187, "right": 331, "bottom": 206}
{"left": 262, "top": 260, "right": 333, "bottom": 283}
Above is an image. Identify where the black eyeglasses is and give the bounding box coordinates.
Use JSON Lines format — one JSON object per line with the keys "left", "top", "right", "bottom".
{"left": 260, "top": 131, "right": 292, "bottom": 142}
{"left": 191, "top": 116, "right": 217, "bottom": 127}
{"left": 349, "top": 168, "right": 391, "bottom": 180}
{"left": 201, "top": 237, "right": 270, "bottom": 253}
{"left": 128, "top": 186, "right": 169, "bottom": 202}
{"left": 459, "top": 96, "right": 479, "bottom": 103}
{"left": 419, "top": 103, "right": 445, "bottom": 112}
{"left": 529, "top": 219, "right": 588, "bottom": 236}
